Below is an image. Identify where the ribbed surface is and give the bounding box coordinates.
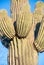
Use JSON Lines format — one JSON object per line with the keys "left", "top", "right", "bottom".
{"left": 0, "top": 10, "right": 7, "bottom": 37}
{"left": 10, "top": 0, "right": 31, "bottom": 22}
{"left": 0, "top": 10, "right": 15, "bottom": 39}
{"left": 33, "top": 1, "right": 44, "bottom": 23}
{"left": 35, "top": 2, "right": 44, "bottom": 8}
{"left": 8, "top": 37, "right": 38, "bottom": 65}
{"left": 34, "top": 17, "right": 44, "bottom": 52}
{"left": 16, "top": 3, "right": 32, "bottom": 38}
{"left": 10, "top": 0, "right": 17, "bottom": 22}
{"left": 0, "top": 1, "right": 43, "bottom": 65}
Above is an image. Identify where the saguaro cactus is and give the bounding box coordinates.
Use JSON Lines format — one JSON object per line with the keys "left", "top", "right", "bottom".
{"left": 0, "top": 0, "right": 44, "bottom": 65}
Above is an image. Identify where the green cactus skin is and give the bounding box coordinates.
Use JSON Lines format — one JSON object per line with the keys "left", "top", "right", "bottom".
{"left": 34, "top": 17, "right": 44, "bottom": 52}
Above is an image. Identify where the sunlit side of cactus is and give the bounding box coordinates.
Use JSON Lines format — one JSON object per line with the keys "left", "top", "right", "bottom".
{"left": 10, "top": 0, "right": 17, "bottom": 22}
{"left": 34, "top": 16, "right": 44, "bottom": 52}
{"left": 16, "top": 3, "right": 32, "bottom": 38}
{"left": 33, "top": 1, "right": 44, "bottom": 24}
{"left": 0, "top": 10, "right": 15, "bottom": 39}
{"left": 0, "top": 1, "right": 44, "bottom": 65}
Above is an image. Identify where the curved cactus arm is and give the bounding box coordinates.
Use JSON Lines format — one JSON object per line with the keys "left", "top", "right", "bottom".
{"left": 34, "top": 16, "right": 44, "bottom": 52}
{"left": 16, "top": 2, "right": 32, "bottom": 38}
{"left": 0, "top": 10, "right": 16, "bottom": 48}
{"left": 0, "top": 10, "right": 15, "bottom": 39}
{"left": 33, "top": 1, "right": 44, "bottom": 26}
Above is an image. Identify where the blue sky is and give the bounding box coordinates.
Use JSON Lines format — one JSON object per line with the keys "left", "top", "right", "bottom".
{"left": 0, "top": 0, "right": 44, "bottom": 65}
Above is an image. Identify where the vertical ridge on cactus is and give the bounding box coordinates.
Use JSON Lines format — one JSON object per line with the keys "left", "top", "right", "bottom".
{"left": 16, "top": 2, "right": 32, "bottom": 38}
{"left": 10, "top": 0, "right": 17, "bottom": 22}
{"left": 0, "top": 0, "right": 44, "bottom": 65}
{"left": 8, "top": 37, "right": 38, "bottom": 65}
{"left": 0, "top": 10, "right": 15, "bottom": 39}
{"left": 33, "top": 1, "right": 44, "bottom": 25}
{"left": 34, "top": 16, "right": 44, "bottom": 52}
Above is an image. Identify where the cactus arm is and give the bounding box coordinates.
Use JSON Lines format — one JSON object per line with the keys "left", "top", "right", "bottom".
{"left": 0, "top": 10, "right": 15, "bottom": 39}
{"left": 34, "top": 17, "right": 44, "bottom": 52}
{"left": 16, "top": 2, "right": 33, "bottom": 38}
{"left": 0, "top": 10, "right": 16, "bottom": 48}
{"left": 33, "top": 1, "right": 44, "bottom": 26}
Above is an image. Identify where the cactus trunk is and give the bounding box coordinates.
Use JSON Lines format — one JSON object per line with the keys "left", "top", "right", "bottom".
{"left": 8, "top": 37, "right": 38, "bottom": 65}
